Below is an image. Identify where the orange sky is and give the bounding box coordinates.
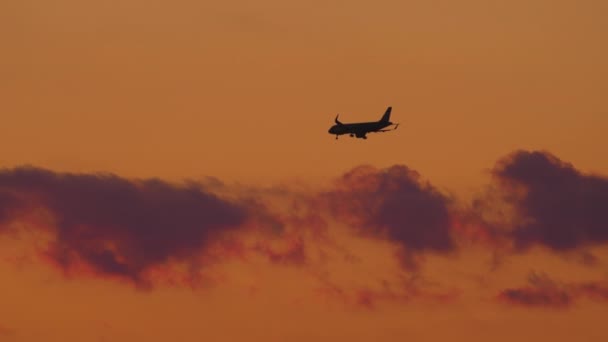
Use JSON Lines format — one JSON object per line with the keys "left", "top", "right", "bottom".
{"left": 1, "top": 1, "right": 608, "bottom": 341}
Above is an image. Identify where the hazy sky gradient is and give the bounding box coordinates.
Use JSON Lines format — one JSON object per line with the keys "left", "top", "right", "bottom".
{"left": 3, "top": 1, "right": 607, "bottom": 186}
{"left": 1, "top": 1, "right": 608, "bottom": 340}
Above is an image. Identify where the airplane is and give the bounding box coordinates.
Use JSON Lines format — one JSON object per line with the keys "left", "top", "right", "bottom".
{"left": 328, "top": 106, "right": 399, "bottom": 140}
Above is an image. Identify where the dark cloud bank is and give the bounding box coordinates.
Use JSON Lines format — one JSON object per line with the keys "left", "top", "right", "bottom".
{"left": 323, "top": 165, "right": 454, "bottom": 253}
{"left": 1, "top": 149, "right": 607, "bottom": 289}
{"left": 0, "top": 167, "right": 249, "bottom": 283}
{"left": 492, "top": 150, "right": 608, "bottom": 250}
{"left": 319, "top": 149, "right": 608, "bottom": 261}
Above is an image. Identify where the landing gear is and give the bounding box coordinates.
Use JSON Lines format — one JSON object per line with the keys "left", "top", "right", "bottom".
{"left": 335, "top": 135, "right": 338, "bottom": 140}
{"left": 350, "top": 134, "right": 354, "bottom": 137}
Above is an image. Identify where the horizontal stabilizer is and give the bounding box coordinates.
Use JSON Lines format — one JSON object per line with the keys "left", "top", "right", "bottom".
{"left": 335, "top": 114, "right": 343, "bottom": 125}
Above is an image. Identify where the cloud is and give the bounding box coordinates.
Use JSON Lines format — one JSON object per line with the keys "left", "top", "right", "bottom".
{"left": 0, "top": 166, "right": 250, "bottom": 284}
{"left": 315, "top": 275, "right": 461, "bottom": 310}
{"left": 253, "top": 235, "right": 307, "bottom": 266}
{"left": 498, "top": 286, "right": 572, "bottom": 308}
{"left": 497, "top": 272, "right": 608, "bottom": 308}
{"left": 491, "top": 150, "right": 608, "bottom": 251}
{"left": 0, "top": 190, "right": 21, "bottom": 227}
{"left": 497, "top": 272, "right": 572, "bottom": 308}
{"left": 2, "top": 150, "right": 607, "bottom": 292}
{"left": 573, "top": 281, "right": 608, "bottom": 301}
{"left": 322, "top": 165, "right": 454, "bottom": 256}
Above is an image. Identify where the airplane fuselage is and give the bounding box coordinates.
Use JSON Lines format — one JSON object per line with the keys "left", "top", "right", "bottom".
{"left": 328, "top": 121, "right": 391, "bottom": 137}
{"left": 327, "top": 106, "right": 397, "bottom": 139}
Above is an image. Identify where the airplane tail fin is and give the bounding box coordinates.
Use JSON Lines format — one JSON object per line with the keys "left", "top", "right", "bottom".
{"left": 380, "top": 107, "right": 392, "bottom": 122}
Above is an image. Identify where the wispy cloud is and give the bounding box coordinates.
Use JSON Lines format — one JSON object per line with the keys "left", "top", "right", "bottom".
{"left": 497, "top": 272, "right": 572, "bottom": 308}
{"left": 497, "top": 271, "right": 608, "bottom": 308}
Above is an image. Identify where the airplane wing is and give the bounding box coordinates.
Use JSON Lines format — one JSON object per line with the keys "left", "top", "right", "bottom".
{"left": 373, "top": 124, "right": 399, "bottom": 133}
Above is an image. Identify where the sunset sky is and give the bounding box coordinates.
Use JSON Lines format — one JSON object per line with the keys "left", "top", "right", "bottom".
{"left": 1, "top": 1, "right": 608, "bottom": 341}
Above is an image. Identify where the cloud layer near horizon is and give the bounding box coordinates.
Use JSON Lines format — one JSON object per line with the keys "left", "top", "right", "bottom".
{"left": 1, "top": 149, "right": 608, "bottom": 294}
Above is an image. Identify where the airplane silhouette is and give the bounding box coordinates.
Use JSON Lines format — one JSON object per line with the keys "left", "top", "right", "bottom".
{"left": 328, "top": 106, "right": 398, "bottom": 140}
